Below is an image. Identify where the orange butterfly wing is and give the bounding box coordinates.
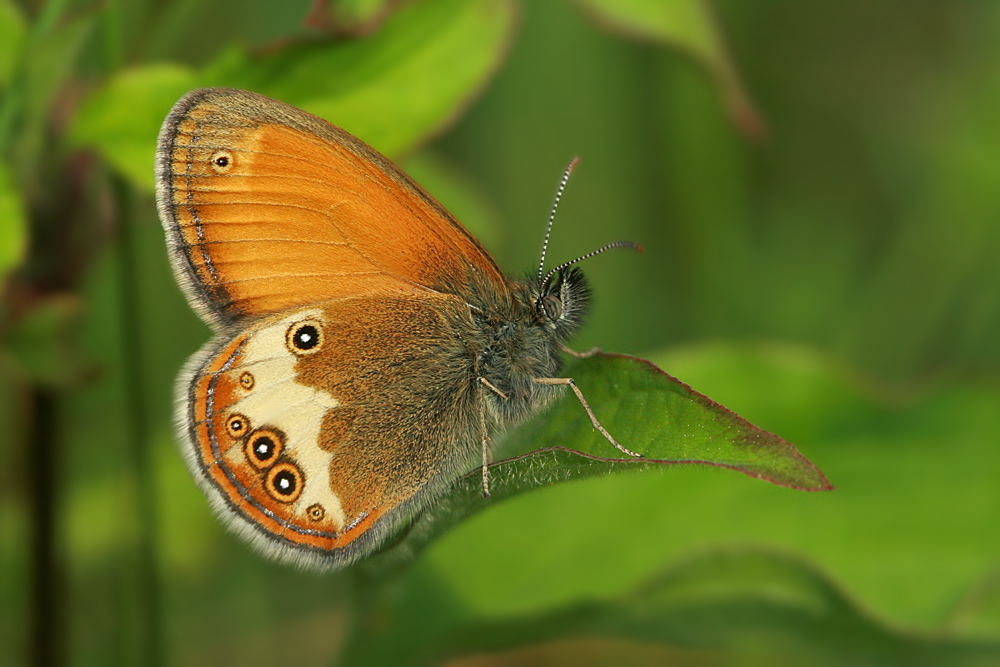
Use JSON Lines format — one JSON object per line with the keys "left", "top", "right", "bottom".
{"left": 155, "top": 87, "right": 508, "bottom": 328}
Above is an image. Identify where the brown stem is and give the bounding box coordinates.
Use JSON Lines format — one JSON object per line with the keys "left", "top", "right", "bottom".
{"left": 28, "top": 386, "right": 60, "bottom": 667}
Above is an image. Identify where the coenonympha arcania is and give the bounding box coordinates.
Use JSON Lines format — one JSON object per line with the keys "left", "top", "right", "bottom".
{"left": 155, "top": 88, "right": 640, "bottom": 568}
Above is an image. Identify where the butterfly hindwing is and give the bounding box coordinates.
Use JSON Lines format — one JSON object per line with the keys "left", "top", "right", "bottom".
{"left": 155, "top": 87, "right": 509, "bottom": 329}
{"left": 181, "top": 293, "right": 481, "bottom": 566}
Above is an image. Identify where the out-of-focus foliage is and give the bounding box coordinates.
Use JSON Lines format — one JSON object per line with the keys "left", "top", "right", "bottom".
{"left": 71, "top": 0, "right": 518, "bottom": 189}
{"left": 0, "top": 0, "right": 27, "bottom": 88}
{"left": 0, "top": 162, "right": 26, "bottom": 285}
{"left": 2, "top": 0, "right": 999, "bottom": 666}
{"left": 308, "top": 0, "right": 399, "bottom": 36}
{"left": 349, "top": 546, "right": 1000, "bottom": 666}
{"left": 573, "top": 0, "right": 763, "bottom": 137}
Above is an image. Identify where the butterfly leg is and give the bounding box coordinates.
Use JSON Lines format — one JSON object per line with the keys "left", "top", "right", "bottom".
{"left": 562, "top": 344, "right": 601, "bottom": 358}
{"left": 477, "top": 377, "right": 509, "bottom": 497}
{"left": 534, "top": 377, "right": 642, "bottom": 458}
{"left": 478, "top": 397, "right": 491, "bottom": 498}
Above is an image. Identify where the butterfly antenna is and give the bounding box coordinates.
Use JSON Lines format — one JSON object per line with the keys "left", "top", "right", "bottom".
{"left": 539, "top": 240, "right": 643, "bottom": 294}
{"left": 538, "top": 157, "right": 579, "bottom": 281}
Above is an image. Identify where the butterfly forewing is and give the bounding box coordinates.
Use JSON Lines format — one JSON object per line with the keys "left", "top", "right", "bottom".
{"left": 156, "top": 88, "right": 509, "bottom": 329}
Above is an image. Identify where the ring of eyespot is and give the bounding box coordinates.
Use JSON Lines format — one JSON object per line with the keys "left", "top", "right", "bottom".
{"left": 265, "top": 463, "right": 303, "bottom": 503}
{"left": 286, "top": 319, "right": 324, "bottom": 355}
{"left": 245, "top": 428, "right": 283, "bottom": 469}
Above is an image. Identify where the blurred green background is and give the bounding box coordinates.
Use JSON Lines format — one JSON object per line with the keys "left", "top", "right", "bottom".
{"left": 3, "top": 0, "right": 1000, "bottom": 665}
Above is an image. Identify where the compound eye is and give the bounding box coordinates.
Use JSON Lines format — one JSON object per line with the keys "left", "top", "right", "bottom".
{"left": 540, "top": 294, "right": 564, "bottom": 322}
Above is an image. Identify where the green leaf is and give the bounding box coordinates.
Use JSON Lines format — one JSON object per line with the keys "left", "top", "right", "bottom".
{"left": 71, "top": 0, "right": 517, "bottom": 192}
{"left": 342, "top": 343, "right": 1000, "bottom": 664}
{"left": 229, "top": 0, "right": 517, "bottom": 156}
{"left": 0, "top": 161, "right": 26, "bottom": 285}
{"left": 345, "top": 546, "right": 1000, "bottom": 666}
{"left": 308, "top": 0, "right": 399, "bottom": 36}
{"left": 398, "top": 151, "right": 502, "bottom": 250}
{"left": 499, "top": 352, "right": 830, "bottom": 490}
{"left": 4, "top": 294, "right": 89, "bottom": 388}
{"left": 70, "top": 64, "right": 197, "bottom": 190}
{"left": 948, "top": 565, "right": 1000, "bottom": 641}
{"left": 573, "top": 0, "right": 764, "bottom": 138}
{"left": 3, "top": 11, "right": 92, "bottom": 178}
{"left": 367, "top": 351, "right": 830, "bottom": 571}
{"left": 0, "top": 0, "right": 26, "bottom": 88}
{"left": 587, "top": 343, "right": 1000, "bottom": 629}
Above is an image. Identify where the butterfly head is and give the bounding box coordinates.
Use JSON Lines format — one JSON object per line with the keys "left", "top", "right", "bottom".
{"left": 532, "top": 159, "right": 641, "bottom": 342}
{"left": 534, "top": 266, "right": 590, "bottom": 340}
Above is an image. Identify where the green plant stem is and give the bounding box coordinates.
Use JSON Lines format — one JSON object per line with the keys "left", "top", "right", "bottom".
{"left": 112, "top": 173, "right": 162, "bottom": 667}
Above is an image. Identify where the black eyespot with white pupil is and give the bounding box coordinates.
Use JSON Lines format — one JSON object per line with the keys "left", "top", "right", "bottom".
{"left": 295, "top": 326, "right": 318, "bottom": 349}
{"left": 265, "top": 463, "right": 303, "bottom": 503}
{"left": 287, "top": 319, "right": 324, "bottom": 355}
{"left": 254, "top": 436, "right": 275, "bottom": 460}
{"left": 540, "top": 294, "right": 564, "bottom": 322}
{"left": 225, "top": 413, "right": 249, "bottom": 439}
{"left": 245, "top": 428, "right": 284, "bottom": 469}
{"left": 274, "top": 471, "right": 294, "bottom": 494}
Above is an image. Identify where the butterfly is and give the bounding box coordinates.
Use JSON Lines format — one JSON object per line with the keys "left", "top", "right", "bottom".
{"left": 155, "top": 88, "right": 640, "bottom": 569}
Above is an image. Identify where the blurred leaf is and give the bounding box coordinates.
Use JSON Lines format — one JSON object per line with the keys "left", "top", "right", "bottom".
{"left": 72, "top": 0, "right": 517, "bottom": 192}
{"left": 572, "top": 0, "right": 763, "bottom": 138}
{"left": 0, "top": 161, "right": 26, "bottom": 285}
{"left": 845, "top": 59, "right": 1000, "bottom": 381}
{"left": 346, "top": 546, "right": 1000, "bottom": 666}
{"left": 141, "top": 0, "right": 313, "bottom": 65}
{"left": 70, "top": 64, "right": 197, "bottom": 190}
{"left": 369, "top": 351, "right": 829, "bottom": 570}
{"left": 399, "top": 151, "right": 503, "bottom": 249}
{"left": 229, "top": 0, "right": 517, "bottom": 156}
{"left": 5, "top": 294, "right": 89, "bottom": 387}
{"left": 948, "top": 566, "right": 1000, "bottom": 641}
{"left": 0, "top": 0, "right": 26, "bottom": 88}
{"left": 5, "top": 10, "right": 92, "bottom": 181}
{"left": 307, "top": 0, "right": 399, "bottom": 35}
